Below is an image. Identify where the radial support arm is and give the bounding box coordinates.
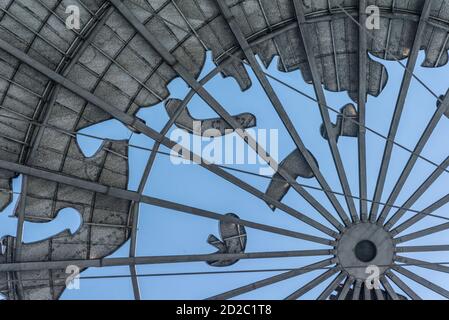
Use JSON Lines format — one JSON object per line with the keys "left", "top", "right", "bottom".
{"left": 293, "top": 0, "right": 358, "bottom": 222}
{"left": 215, "top": 0, "right": 349, "bottom": 228}
{"left": 358, "top": 0, "right": 368, "bottom": 221}
{"left": 207, "top": 259, "right": 336, "bottom": 300}
{"left": 369, "top": 0, "right": 432, "bottom": 221}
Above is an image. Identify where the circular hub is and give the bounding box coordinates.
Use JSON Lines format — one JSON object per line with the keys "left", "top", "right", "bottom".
{"left": 336, "top": 223, "right": 394, "bottom": 280}
{"left": 354, "top": 240, "right": 377, "bottom": 262}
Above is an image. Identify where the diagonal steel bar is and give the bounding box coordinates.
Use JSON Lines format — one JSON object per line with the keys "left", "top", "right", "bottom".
{"left": 317, "top": 272, "right": 346, "bottom": 300}
{"left": 0, "top": 250, "right": 334, "bottom": 273}
{"left": 385, "top": 270, "right": 421, "bottom": 300}
{"left": 369, "top": 0, "right": 432, "bottom": 221}
{"left": 108, "top": 0, "right": 340, "bottom": 233}
{"left": 377, "top": 90, "right": 449, "bottom": 225}
{"left": 393, "top": 265, "right": 449, "bottom": 299}
{"left": 215, "top": 0, "right": 348, "bottom": 228}
{"left": 385, "top": 155, "right": 449, "bottom": 231}
{"left": 285, "top": 268, "right": 338, "bottom": 300}
{"left": 358, "top": 0, "right": 368, "bottom": 221}
{"left": 0, "top": 35, "right": 337, "bottom": 238}
{"left": 207, "top": 258, "right": 336, "bottom": 300}
{"left": 293, "top": 0, "right": 358, "bottom": 222}
{"left": 390, "top": 193, "right": 449, "bottom": 237}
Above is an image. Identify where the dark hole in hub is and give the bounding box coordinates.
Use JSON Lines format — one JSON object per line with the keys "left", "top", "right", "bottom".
{"left": 354, "top": 240, "right": 377, "bottom": 263}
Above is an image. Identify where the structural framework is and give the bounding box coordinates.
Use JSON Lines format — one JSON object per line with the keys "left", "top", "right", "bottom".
{"left": 0, "top": 0, "right": 448, "bottom": 300}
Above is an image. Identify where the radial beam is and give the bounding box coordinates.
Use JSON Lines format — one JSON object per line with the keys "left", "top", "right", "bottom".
{"left": 215, "top": 0, "right": 349, "bottom": 228}
{"left": 318, "top": 272, "right": 345, "bottom": 300}
{"left": 0, "top": 36, "right": 337, "bottom": 238}
{"left": 0, "top": 158, "right": 139, "bottom": 200}
{"left": 385, "top": 155, "right": 449, "bottom": 231}
{"left": 394, "top": 221, "right": 449, "bottom": 244}
{"left": 127, "top": 146, "right": 158, "bottom": 300}
{"left": 369, "top": 0, "right": 432, "bottom": 221}
{"left": 380, "top": 276, "right": 399, "bottom": 300}
{"left": 338, "top": 277, "right": 354, "bottom": 300}
{"left": 363, "top": 284, "right": 372, "bottom": 300}
{"left": 390, "top": 193, "right": 449, "bottom": 237}
{"left": 293, "top": 0, "right": 358, "bottom": 222}
{"left": 377, "top": 90, "right": 449, "bottom": 225}
{"left": 207, "top": 259, "right": 336, "bottom": 300}
{"left": 111, "top": 0, "right": 312, "bottom": 211}
{"left": 396, "top": 256, "right": 449, "bottom": 274}
{"left": 396, "top": 245, "right": 449, "bottom": 253}
{"left": 109, "top": 0, "right": 343, "bottom": 236}
{"left": 393, "top": 265, "right": 449, "bottom": 299}
{"left": 352, "top": 280, "right": 362, "bottom": 300}
{"left": 14, "top": 175, "right": 28, "bottom": 297}
{"left": 358, "top": 0, "right": 368, "bottom": 221}
{"left": 285, "top": 268, "right": 338, "bottom": 300}
{"left": 0, "top": 159, "right": 335, "bottom": 245}
{"left": 385, "top": 270, "right": 421, "bottom": 300}
{"left": 128, "top": 204, "right": 141, "bottom": 300}
{"left": 374, "top": 288, "right": 385, "bottom": 300}
{"left": 14, "top": 175, "right": 28, "bottom": 260}
{"left": 0, "top": 250, "right": 334, "bottom": 273}
{"left": 145, "top": 196, "right": 334, "bottom": 245}
{"left": 125, "top": 60, "right": 235, "bottom": 300}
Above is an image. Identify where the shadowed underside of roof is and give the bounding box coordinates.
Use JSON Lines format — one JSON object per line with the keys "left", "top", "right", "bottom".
{"left": 0, "top": 0, "right": 447, "bottom": 299}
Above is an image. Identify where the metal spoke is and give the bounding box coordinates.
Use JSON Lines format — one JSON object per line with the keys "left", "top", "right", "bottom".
{"left": 396, "top": 256, "right": 449, "bottom": 274}
{"left": 130, "top": 197, "right": 336, "bottom": 245}
{"left": 394, "top": 221, "right": 449, "bottom": 244}
{"left": 363, "top": 283, "right": 372, "bottom": 300}
{"left": 369, "top": 0, "right": 432, "bottom": 221}
{"left": 207, "top": 259, "right": 336, "bottom": 300}
{"left": 0, "top": 146, "right": 337, "bottom": 243}
{"left": 147, "top": 161, "right": 337, "bottom": 236}
{"left": 14, "top": 175, "right": 27, "bottom": 260}
{"left": 127, "top": 51, "right": 279, "bottom": 298}
{"left": 380, "top": 276, "right": 399, "bottom": 300}
{"left": 385, "top": 155, "right": 449, "bottom": 231}
{"left": 124, "top": 64, "right": 219, "bottom": 297}
{"left": 0, "top": 157, "right": 336, "bottom": 245}
{"left": 385, "top": 270, "right": 422, "bottom": 300}
{"left": 127, "top": 125, "right": 170, "bottom": 299}
{"left": 0, "top": 251, "right": 335, "bottom": 273}
{"left": 293, "top": 0, "right": 358, "bottom": 222}
{"left": 14, "top": 175, "right": 28, "bottom": 297}
{"left": 352, "top": 280, "right": 362, "bottom": 300}
{"left": 397, "top": 245, "right": 449, "bottom": 253}
{"left": 358, "top": 0, "right": 368, "bottom": 222}
{"left": 390, "top": 194, "right": 449, "bottom": 237}
{"left": 338, "top": 277, "right": 355, "bottom": 300}
{"left": 377, "top": 90, "right": 449, "bottom": 225}
{"left": 0, "top": 34, "right": 339, "bottom": 238}
{"left": 374, "top": 287, "right": 385, "bottom": 300}
{"left": 109, "top": 0, "right": 342, "bottom": 235}
{"left": 285, "top": 269, "right": 339, "bottom": 300}
{"left": 393, "top": 265, "right": 449, "bottom": 299}
{"left": 215, "top": 0, "right": 348, "bottom": 229}
{"left": 317, "top": 272, "right": 346, "bottom": 300}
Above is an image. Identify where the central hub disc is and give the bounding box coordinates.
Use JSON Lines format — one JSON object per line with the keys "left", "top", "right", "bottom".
{"left": 336, "top": 223, "right": 394, "bottom": 280}
{"left": 354, "top": 240, "right": 377, "bottom": 262}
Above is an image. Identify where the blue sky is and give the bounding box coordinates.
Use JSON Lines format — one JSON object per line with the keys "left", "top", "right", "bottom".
{"left": 1, "top": 49, "right": 449, "bottom": 299}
